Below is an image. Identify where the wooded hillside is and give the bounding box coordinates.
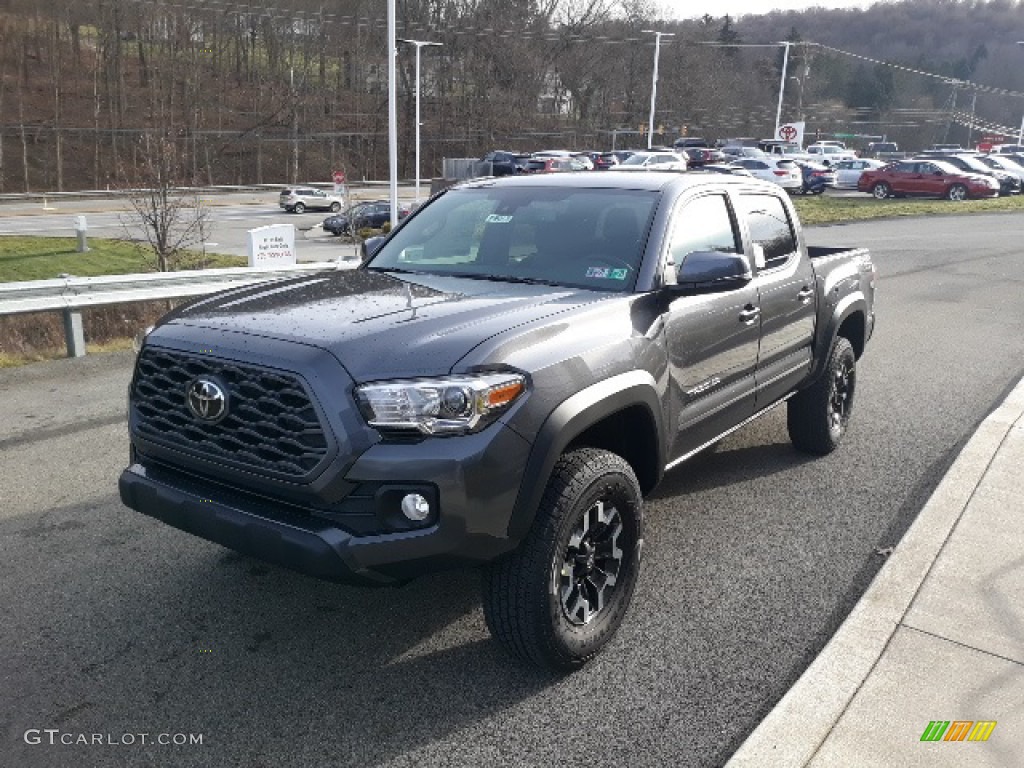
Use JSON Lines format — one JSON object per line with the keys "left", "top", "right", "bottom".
{"left": 0, "top": 0, "right": 1021, "bottom": 192}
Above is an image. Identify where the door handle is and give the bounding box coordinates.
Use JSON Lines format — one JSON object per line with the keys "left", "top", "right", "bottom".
{"left": 738, "top": 305, "right": 760, "bottom": 324}
{"left": 797, "top": 287, "right": 814, "bottom": 303}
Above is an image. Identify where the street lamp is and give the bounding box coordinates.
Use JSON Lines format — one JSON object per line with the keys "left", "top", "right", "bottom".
{"left": 642, "top": 30, "right": 674, "bottom": 150}
{"left": 1018, "top": 42, "right": 1024, "bottom": 144}
{"left": 399, "top": 39, "right": 443, "bottom": 204}
{"left": 774, "top": 41, "right": 792, "bottom": 139}
{"left": 387, "top": 0, "right": 397, "bottom": 226}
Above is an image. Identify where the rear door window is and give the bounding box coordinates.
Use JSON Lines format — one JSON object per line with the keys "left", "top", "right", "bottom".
{"left": 735, "top": 194, "right": 797, "bottom": 270}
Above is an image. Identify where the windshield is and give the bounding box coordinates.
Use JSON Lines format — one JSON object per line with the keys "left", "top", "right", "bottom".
{"left": 364, "top": 186, "right": 658, "bottom": 292}
{"left": 957, "top": 156, "right": 993, "bottom": 173}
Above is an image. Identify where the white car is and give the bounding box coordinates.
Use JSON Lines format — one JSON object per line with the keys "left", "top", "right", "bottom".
{"left": 831, "top": 158, "right": 888, "bottom": 189}
{"left": 609, "top": 151, "right": 687, "bottom": 171}
{"left": 805, "top": 144, "right": 858, "bottom": 165}
{"left": 279, "top": 186, "right": 344, "bottom": 213}
{"left": 728, "top": 157, "right": 803, "bottom": 191}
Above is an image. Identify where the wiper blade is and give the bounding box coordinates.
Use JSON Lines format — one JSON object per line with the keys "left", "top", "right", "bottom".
{"left": 445, "top": 272, "right": 564, "bottom": 287}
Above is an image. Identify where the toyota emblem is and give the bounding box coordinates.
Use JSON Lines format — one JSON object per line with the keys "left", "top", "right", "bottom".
{"left": 186, "top": 377, "right": 228, "bottom": 422}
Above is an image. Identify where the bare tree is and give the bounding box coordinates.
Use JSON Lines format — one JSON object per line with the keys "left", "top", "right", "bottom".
{"left": 121, "top": 134, "right": 210, "bottom": 272}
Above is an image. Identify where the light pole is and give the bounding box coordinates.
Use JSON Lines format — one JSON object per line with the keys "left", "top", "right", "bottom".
{"left": 642, "top": 30, "right": 674, "bottom": 150}
{"left": 774, "top": 41, "right": 792, "bottom": 139}
{"left": 1018, "top": 42, "right": 1024, "bottom": 144}
{"left": 399, "top": 39, "right": 442, "bottom": 204}
{"left": 387, "top": 0, "right": 398, "bottom": 228}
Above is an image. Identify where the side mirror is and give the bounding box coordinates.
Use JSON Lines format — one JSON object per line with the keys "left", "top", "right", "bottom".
{"left": 670, "top": 251, "right": 752, "bottom": 293}
{"left": 361, "top": 235, "right": 386, "bottom": 261}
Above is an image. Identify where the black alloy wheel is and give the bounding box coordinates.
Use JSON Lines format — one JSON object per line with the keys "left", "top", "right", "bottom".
{"left": 482, "top": 448, "right": 643, "bottom": 671}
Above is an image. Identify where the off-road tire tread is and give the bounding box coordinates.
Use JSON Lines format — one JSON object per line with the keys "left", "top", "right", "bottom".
{"left": 482, "top": 448, "right": 641, "bottom": 671}
{"left": 787, "top": 336, "right": 855, "bottom": 455}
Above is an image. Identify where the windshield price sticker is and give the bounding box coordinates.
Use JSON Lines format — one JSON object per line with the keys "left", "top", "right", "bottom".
{"left": 485, "top": 214, "right": 514, "bottom": 224}
{"left": 586, "top": 267, "right": 628, "bottom": 280}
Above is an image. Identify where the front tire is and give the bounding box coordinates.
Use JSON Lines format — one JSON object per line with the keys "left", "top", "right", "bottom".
{"left": 871, "top": 182, "right": 891, "bottom": 200}
{"left": 787, "top": 336, "right": 857, "bottom": 455}
{"left": 946, "top": 183, "right": 967, "bottom": 201}
{"left": 330, "top": 202, "right": 341, "bottom": 212}
{"left": 482, "top": 448, "right": 644, "bottom": 671}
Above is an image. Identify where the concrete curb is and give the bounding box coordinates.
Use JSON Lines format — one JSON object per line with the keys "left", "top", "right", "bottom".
{"left": 726, "top": 376, "right": 1024, "bottom": 767}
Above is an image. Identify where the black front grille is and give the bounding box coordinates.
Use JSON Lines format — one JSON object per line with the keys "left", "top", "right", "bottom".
{"left": 133, "top": 348, "right": 330, "bottom": 479}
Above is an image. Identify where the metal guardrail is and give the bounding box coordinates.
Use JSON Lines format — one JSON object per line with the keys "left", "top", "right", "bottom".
{"left": 0, "top": 262, "right": 342, "bottom": 357}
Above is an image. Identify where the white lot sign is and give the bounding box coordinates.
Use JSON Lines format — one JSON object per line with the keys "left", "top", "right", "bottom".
{"left": 247, "top": 224, "right": 296, "bottom": 268}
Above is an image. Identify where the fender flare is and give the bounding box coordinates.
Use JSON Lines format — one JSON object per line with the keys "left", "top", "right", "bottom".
{"left": 506, "top": 370, "right": 665, "bottom": 540}
{"left": 808, "top": 293, "right": 867, "bottom": 384}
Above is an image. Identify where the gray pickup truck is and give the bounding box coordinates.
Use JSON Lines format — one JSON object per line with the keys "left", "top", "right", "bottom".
{"left": 121, "top": 172, "right": 876, "bottom": 670}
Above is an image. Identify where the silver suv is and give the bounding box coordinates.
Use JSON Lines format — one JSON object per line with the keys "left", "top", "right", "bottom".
{"left": 279, "top": 187, "right": 344, "bottom": 214}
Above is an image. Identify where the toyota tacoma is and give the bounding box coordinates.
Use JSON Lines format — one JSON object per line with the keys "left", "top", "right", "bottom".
{"left": 121, "top": 172, "right": 876, "bottom": 670}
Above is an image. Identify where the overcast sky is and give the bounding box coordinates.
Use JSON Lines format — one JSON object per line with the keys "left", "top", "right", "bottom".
{"left": 662, "top": 0, "right": 876, "bottom": 20}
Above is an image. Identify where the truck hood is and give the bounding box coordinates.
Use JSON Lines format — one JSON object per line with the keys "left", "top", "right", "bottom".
{"left": 157, "top": 269, "right": 609, "bottom": 380}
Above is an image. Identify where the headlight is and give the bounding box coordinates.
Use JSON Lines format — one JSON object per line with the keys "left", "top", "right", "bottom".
{"left": 355, "top": 373, "right": 526, "bottom": 435}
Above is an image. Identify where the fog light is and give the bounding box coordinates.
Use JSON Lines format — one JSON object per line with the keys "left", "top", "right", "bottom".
{"left": 401, "top": 493, "right": 431, "bottom": 522}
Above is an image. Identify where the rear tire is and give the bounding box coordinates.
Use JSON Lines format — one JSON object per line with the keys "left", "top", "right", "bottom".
{"left": 330, "top": 202, "right": 341, "bottom": 212}
{"left": 871, "top": 182, "right": 891, "bottom": 200}
{"left": 293, "top": 202, "right": 306, "bottom": 214}
{"left": 787, "top": 337, "right": 856, "bottom": 455}
{"left": 482, "top": 448, "right": 644, "bottom": 671}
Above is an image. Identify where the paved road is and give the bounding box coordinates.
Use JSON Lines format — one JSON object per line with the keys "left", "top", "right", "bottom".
{"left": 0, "top": 190, "right": 421, "bottom": 264}
{"left": 2, "top": 213, "right": 1024, "bottom": 767}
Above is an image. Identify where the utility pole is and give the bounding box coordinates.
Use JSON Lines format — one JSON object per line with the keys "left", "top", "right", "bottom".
{"left": 642, "top": 30, "right": 674, "bottom": 150}
{"left": 399, "top": 39, "right": 443, "bottom": 204}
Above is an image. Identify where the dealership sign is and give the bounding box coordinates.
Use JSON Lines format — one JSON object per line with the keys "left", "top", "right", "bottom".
{"left": 777, "top": 121, "right": 806, "bottom": 147}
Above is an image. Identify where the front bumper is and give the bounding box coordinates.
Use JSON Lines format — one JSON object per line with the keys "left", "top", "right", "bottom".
{"left": 120, "top": 421, "right": 533, "bottom": 585}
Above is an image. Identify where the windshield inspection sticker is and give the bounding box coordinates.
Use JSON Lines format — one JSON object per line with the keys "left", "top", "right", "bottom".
{"left": 586, "top": 267, "right": 629, "bottom": 280}
{"left": 485, "top": 214, "right": 513, "bottom": 224}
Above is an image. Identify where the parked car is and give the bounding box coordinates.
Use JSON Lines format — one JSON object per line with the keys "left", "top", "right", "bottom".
{"left": 915, "top": 154, "right": 1020, "bottom": 196}
{"left": 524, "top": 157, "right": 578, "bottom": 173}
{"left": 728, "top": 157, "right": 803, "bottom": 191}
{"left": 593, "top": 152, "right": 622, "bottom": 170}
{"left": 757, "top": 140, "right": 802, "bottom": 155}
{"left": 991, "top": 144, "right": 1024, "bottom": 155}
{"left": 482, "top": 150, "right": 530, "bottom": 176}
{"left": 672, "top": 137, "right": 709, "bottom": 149}
{"left": 680, "top": 147, "right": 727, "bottom": 167}
{"left": 857, "top": 159, "right": 999, "bottom": 200}
{"left": 279, "top": 186, "right": 344, "bottom": 213}
{"left": 571, "top": 152, "right": 599, "bottom": 170}
{"left": 701, "top": 163, "right": 754, "bottom": 176}
{"left": 864, "top": 141, "right": 899, "bottom": 158}
{"left": 978, "top": 154, "right": 1024, "bottom": 183}
{"left": 322, "top": 200, "right": 411, "bottom": 235}
{"left": 805, "top": 144, "right": 858, "bottom": 165}
{"left": 831, "top": 159, "right": 888, "bottom": 189}
{"left": 793, "top": 160, "right": 837, "bottom": 194}
{"left": 720, "top": 145, "right": 769, "bottom": 160}
{"left": 124, "top": 170, "right": 876, "bottom": 670}
{"left": 609, "top": 151, "right": 687, "bottom": 171}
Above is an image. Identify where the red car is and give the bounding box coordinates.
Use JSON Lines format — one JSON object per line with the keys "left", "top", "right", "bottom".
{"left": 857, "top": 159, "right": 999, "bottom": 201}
